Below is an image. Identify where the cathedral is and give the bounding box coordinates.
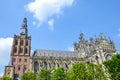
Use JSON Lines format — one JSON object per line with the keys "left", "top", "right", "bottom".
{"left": 4, "top": 18, "right": 117, "bottom": 79}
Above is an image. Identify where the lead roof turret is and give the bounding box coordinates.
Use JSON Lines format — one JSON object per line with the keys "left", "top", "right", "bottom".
{"left": 20, "top": 18, "right": 28, "bottom": 37}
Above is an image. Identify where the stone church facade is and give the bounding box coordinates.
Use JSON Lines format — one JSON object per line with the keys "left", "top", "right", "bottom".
{"left": 4, "top": 18, "right": 117, "bottom": 79}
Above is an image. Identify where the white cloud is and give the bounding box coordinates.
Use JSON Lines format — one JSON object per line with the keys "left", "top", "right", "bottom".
{"left": 48, "top": 19, "right": 54, "bottom": 31}
{"left": 0, "top": 38, "right": 13, "bottom": 52}
{"left": 0, "top": 38, "right": 13, "bottom": 76}
{"left": 68, "top": 47, "right": 74, "bottom": 51}
{"left": 26, "top": 0, "right": 75, "bottom": 30}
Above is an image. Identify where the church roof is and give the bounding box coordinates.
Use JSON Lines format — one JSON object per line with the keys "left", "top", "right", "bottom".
{"left": 33, "top": 49, "right": 78, "bottom": 58}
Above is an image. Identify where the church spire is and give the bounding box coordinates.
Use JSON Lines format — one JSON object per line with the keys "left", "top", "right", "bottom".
{"left": 20, "top": 17, "right": 28, "bottom": 36}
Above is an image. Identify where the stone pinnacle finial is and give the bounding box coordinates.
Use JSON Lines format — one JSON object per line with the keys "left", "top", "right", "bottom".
{"left": 100, "top": 32, "right": 105, "bottom": 40}
{"left": 79, "top": 33, "right": 84, "bottom": 40}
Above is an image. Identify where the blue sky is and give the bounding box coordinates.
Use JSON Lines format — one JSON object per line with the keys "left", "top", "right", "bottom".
{"left": 0, "top": 0, "right": 120, "bottom": 76}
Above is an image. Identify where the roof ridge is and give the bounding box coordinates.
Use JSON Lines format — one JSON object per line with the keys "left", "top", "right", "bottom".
{"left": 35, "top": 49, "right": 74, "bottom": 52}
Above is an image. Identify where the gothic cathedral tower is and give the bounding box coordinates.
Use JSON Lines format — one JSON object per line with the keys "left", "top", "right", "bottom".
{"left": 11, "top": 18, "right": 31, "bottom": 78}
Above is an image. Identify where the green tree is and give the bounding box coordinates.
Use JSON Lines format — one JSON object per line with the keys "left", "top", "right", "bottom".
{"left": 104, "top": 54, "right": 120, "bottom": 80}
{"left": 2, "top": 76, "right": 13, "bottom": 80}
{"left": 21, "top": 72, "right": 36, "bottom": 80}
{"left": 68, "top": 62, "right": 108, "bottom": 80}
{"left": 36, "top": 69, "right": 51, "bottom": 80}
{"left": 52, "top": 67, "right": 68, "bottom": 80}
{"left": 68, "top": 62, "right": 87, "bottom": 80}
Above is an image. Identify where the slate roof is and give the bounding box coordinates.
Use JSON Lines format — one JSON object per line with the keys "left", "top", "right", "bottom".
{"left": 32, "top": 49, "right": 78, "bottom": 58}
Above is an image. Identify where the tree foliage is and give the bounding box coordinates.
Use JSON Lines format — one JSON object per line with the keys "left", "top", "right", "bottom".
{"left": 36, "top": 69, "right": 51, "bottom": 80}
{"left": 21, "top": 72, "right": 36, "bottom": 80}
{"left": 1, "top": 76, "right": 13, "bottom": 80}
{"left": 52, "top": 67, "right": 68, "bottom": 80}
{"left": 68, "top": 62, "right": 108, "bottom": 80}
{"left": 104, "top": 54, "right": 120, "bottom": 80}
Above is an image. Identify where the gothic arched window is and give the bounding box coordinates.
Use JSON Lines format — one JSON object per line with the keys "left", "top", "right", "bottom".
{"left": 34, "top": 62, "right": 39, "bottom": 73}
{"left": 7, "top": 69, "right": 11, "bottom": 75}
{"left": 25, "top": 48, "right": 28, "bottom": 54}
{"left": 44, "top": 62, "right": 47, "bottom": 69}
{"left": 15, "top": 40, "right": 18, "bottom": 45}
{"left": 26, "top": 40, "right": 28, "bottom": 46}
{"left": 18, "top": 65, "right": 21, "bottom": 71}
{"left": 14, "top": 47, "right": 17, "bottom": 53}
{"left": 57, "top": 63, "right": 59, "bottom": 67}
{"left": 19, "top": 47, "right": 23, "bottom": 53}
{"left": 20, "top": 40, "right": 24, "bottom": 45}
{"left": 96, "top": 56, "right": 99, "bottom": 64}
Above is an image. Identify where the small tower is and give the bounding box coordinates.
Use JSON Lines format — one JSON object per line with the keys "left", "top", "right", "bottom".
{"left": 20, "top": 18, "right": 28, "bottom": 36}
{"left": 10, "top": 18, "right": 31, "bottom": 78}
